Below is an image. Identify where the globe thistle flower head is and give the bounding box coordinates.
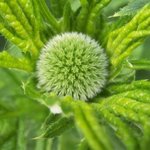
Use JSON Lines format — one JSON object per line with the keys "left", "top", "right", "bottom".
{"left": 36, "top": 32, "right": 108, "bottom": 100}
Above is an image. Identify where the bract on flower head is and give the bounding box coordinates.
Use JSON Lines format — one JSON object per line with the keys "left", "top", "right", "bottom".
{"left": 36, "top": 32, "right": 108, "bottom": 100}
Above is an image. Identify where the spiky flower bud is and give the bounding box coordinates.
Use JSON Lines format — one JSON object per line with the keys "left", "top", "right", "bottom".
{"left": 36, "top": 32, "right": 108, "bottom": 100}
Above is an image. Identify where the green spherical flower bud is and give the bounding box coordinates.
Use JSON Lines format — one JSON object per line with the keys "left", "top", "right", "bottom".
{"left": 36, "top": 32, "right": 108, "bottom": 100}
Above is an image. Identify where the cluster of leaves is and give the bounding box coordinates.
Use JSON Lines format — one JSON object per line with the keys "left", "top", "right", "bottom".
{"left": 0, "top": 0, "right": 150, "bottom": 150}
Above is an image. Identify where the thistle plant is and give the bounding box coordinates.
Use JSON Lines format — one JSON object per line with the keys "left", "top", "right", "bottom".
{"left": 37, "top": 32, "right": 108, "bottom": 100}
{"left": 0, "top": 0, "right": 150, "bottom": 150}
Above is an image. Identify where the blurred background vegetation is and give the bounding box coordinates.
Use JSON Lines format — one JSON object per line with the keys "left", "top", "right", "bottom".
{"left": 0, "top": 0, "right": 150, "bottom": 150}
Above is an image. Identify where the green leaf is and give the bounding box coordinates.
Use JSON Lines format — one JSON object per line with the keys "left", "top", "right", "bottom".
{"left": 73, "top": 102, "right": 113, "bottom": 150}
{"left": 112, "top": 0, "right": 150, "bottom": 17}
{"left": 61, "top": 2, "right": 72, "bottom": 31}
{"left": 128, "top": 59, "right": 150, "bottom": 70}
{"left": 41, "top": 113, "right": 62, "bottom": 130}
{"left": 15, "top": 119, "right": 26, "bottom": 150}
{"left": 60, "top": 98, "right": 114, "bottom": 150}
{"left": 76, "top": 0, "right": 111, "bottom": 36}
{"left": 36, "top": 116, "right": 74, "bottom": 139}
{"left": 69, "top": 0, "right": 81, "bottom": 12}
{"left": 77, "top": 139, "right": 89, "bottom": 150}
{"left": 107, "top": 80, "right": 150, "bottom": 94}
{"left": 0, "top": 51, "right": 33, "bottom": 72}
{"left": 0, "top": 1, "right": 43, "bottom": 57}
{"left": 107, "top": 4, "right": 150, "bottom": 79}
{"left": 49, "top": 0, "right": 66, "bottom": 18}
{"left": 94, "top": 107, "right": 139, "bottom": 150}
{"left": 36, "top": 0, "right": 60, "bottom": 33}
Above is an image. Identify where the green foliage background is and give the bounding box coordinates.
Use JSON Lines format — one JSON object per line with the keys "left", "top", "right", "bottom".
{"left": 0, "top": 0, "right": 150, "bottom": 150}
